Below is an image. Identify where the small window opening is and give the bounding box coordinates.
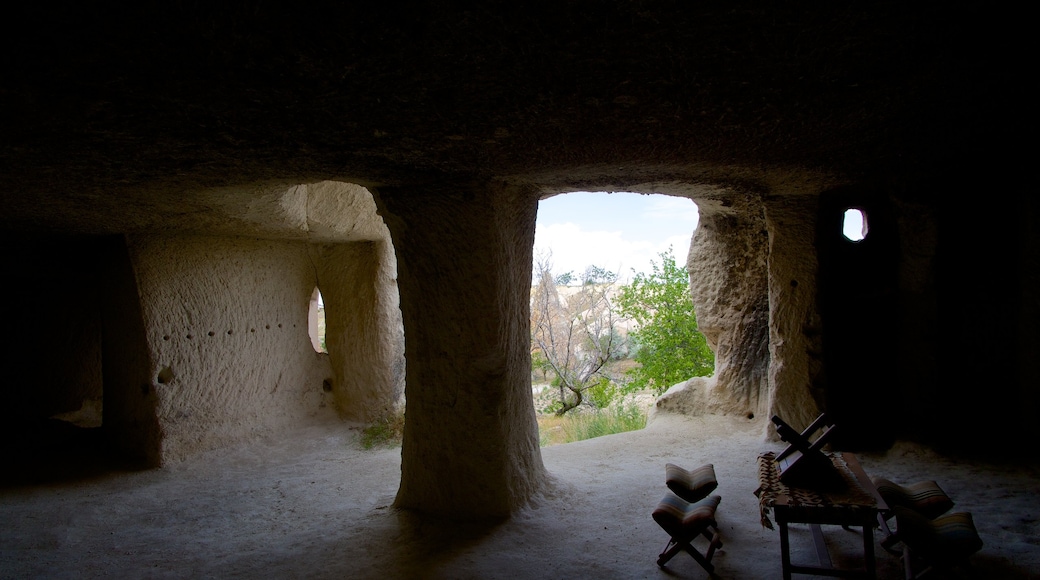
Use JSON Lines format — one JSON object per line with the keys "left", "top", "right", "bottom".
{"left": 842, "top": 208, "right": 868, "bottom": 242}
{"left": 308, "top": 287, "right": 327, "bottom": 353}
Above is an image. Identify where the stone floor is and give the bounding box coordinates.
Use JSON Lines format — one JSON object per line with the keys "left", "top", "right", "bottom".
{"left": 2, "top": 412, "right": 1038, "bottom": 579}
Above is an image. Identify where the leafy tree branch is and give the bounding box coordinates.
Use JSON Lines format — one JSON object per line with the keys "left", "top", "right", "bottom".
{"left": 615, "top": 247, "right": 714, "bottom": 394}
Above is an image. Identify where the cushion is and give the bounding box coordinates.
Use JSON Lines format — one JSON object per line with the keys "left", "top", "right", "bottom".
{"left": 652, "top": 493, "right": 721, "bottom": 539}
{"left": 665, "top": 463, "right": 719, "bottom": 503}
{"left": 894, "top": 506, "right": 983, "bottom": 562}
{"left": 873, "top": 477, "right": 955, "bottom": 519}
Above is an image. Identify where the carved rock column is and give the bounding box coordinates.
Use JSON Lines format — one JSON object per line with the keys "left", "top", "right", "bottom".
{"left": 763, "top": 195, "right": 825, "bottom": 433}
{"left": 373, "top": 181, "right": 546, "bottom": 519}
{"left": 311, "top": 240, "right": 405, "bottom": 423}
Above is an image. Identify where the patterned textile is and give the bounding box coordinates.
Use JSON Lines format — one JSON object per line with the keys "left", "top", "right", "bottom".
{"left": 754, "top": 451, "right": 878, "bottom": 530}
{"left": 893, "top": 506, "right": 983, "bottom": 561}
{"left": 652, "top": 493, "right": 721, "bottom": 540}
{"left": 872, "top": 477, "right": 954, "bottom": 519}
{"left": 665, "top": 463, "right": 719, "bottom": 503}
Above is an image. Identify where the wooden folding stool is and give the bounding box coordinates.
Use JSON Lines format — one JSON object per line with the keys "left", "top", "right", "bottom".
{"left": 652, "top": 492, "right": 723, "bottom": 573}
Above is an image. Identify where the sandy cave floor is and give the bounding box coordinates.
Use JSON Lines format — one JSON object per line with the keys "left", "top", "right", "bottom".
{"left": 2, "top": 412, "right": 1039, "bottom": 580}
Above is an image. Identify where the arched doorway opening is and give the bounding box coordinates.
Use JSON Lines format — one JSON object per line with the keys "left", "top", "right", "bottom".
{"left": 532, "top": 191, "right": 712, "bottom": 445}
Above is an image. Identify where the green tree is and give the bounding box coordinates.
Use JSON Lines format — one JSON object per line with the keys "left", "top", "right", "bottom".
{"left": 616, "top": 247, "right": 714, "bottom": 394}
{"left": 582, "top": 265, "right": 617, "bottom": 285}
{"left": 531, "top": 349, "right": 552, "bottom": 381}
{"left": 554, "top": 271, "right": 575, "bottom": 286}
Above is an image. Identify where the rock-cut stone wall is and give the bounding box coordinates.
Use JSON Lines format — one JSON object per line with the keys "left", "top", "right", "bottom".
{"left": 130, "top": 235, "right": 336, "bottom": 463}
{"left": 123, "top": 181, "right": 407, "bottom": 463}
{"left": 649, "top": 187, "right": 825, "bottom": 437}
{"left": 655, "top": 193, "right": 773, "bottom": 420}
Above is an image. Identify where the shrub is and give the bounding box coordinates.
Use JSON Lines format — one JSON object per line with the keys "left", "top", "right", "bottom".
{"left": 537, "top": 403, "right": 648, "bottom": 447}
{"left": 586, "top": 376, "right": 619, "bottom": 409}
{"left": 359, "top": 410, "right": 406, "bottom": 449}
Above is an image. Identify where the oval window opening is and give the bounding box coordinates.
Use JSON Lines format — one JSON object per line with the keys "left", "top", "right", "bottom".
{"left": 308, "top": 287, "right": 327, "bottom": 353}
{"left": 842, "top": 208, "right": 868, "bottom": 242}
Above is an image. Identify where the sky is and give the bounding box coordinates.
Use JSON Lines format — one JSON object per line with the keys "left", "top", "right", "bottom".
{"left": 843, "top": 208, "right": 866, "bottom": 241}
{"left": 534, "top": 191, "right": 700, "bottom": 284}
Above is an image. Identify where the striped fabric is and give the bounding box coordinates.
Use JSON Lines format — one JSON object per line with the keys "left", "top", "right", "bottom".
{"left": 652, "top": 493, "right": 721, "bottom": 539}
{"left": 873, "top": 477, "right": 954, "bottom": 519}
{"left": 894, "top": 506, "right": 983, "bottom": 561}
{"left": 665, "top": 463, "right": 719, "bottom": 503}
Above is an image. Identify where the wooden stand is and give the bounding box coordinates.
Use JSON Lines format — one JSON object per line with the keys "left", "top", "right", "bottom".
{"left": 772, "top": 414, "right": 844, "bottom": 490}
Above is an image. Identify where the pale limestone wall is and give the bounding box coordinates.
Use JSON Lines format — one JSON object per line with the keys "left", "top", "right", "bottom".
{"left": 763, "top": 196, "right": 825, "bottom": 434}
{"left": 195, "top": 180, "right": 395, "bottom": 243}
{"left": 121, "top": 180, "right": 406, "bottom": 463}
{"left": 129, "top": 235, "right": 335, "bottom": 463}
{"left": 653, "top": 193, "right": 771, "bottom": 419}
{"left": 302, "top": 181, "right": 406, "bottom": 422}
{"left": 646, "top": 185, "right": 827, "bottom": 440}
{"left": 659, "top": 192, "right": 824, "bottom": 436}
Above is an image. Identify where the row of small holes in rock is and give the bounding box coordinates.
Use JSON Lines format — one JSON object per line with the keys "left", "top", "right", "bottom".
{"left": 161, "top": 323, "right": 297, "bottom": 341}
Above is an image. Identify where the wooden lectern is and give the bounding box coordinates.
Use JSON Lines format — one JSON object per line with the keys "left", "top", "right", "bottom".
{"left": 772, "top": 413, "right": 844, "bottom": 490}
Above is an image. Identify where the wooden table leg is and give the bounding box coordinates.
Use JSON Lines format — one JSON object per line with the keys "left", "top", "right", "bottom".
{"left": 779, "top": 521, "right": 792, "bottom": 580}
{"left": 863, "top": 524, "right": 876, "bottom": 580}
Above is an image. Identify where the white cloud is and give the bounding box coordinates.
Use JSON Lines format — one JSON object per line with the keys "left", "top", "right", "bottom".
{"left": 533, "top": 193, "right": 699, "bottom": 283}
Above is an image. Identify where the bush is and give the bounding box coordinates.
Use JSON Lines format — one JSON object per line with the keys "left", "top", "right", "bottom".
{"left": 359, "top": 410, "right": 406, "bottom": 449}
{"left": 537, "top": 403, "right": 648, "bottom": 447}
{"left": 586, "top": 376, "right": 619, "bottom": 409}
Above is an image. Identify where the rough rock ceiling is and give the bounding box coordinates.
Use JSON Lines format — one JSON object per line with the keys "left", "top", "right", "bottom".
{"left": 0, "top": 2, "right": 1015, "bottom": 234}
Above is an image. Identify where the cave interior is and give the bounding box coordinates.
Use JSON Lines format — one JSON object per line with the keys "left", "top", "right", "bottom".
{"left": 0, "top": 2, "right": 1034, "bottom": 520}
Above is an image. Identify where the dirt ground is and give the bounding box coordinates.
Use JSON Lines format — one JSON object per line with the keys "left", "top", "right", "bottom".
{"left": 2, "top": 411, "right": 1038, "bottom": 579}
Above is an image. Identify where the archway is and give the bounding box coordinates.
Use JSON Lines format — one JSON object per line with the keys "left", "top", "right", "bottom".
{"left": 532, "top": 191, "right": 710, "bottom": 443}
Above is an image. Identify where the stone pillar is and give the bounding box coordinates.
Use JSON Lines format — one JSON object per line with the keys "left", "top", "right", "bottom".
{"left": 372, "top": 181, "right": 546, "bottom": 519}
{"left": 763, "top": 196, "right": 824, "bottom": 434}
{"left": 311, "top": 240, "right": 405, "bottom": 422}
